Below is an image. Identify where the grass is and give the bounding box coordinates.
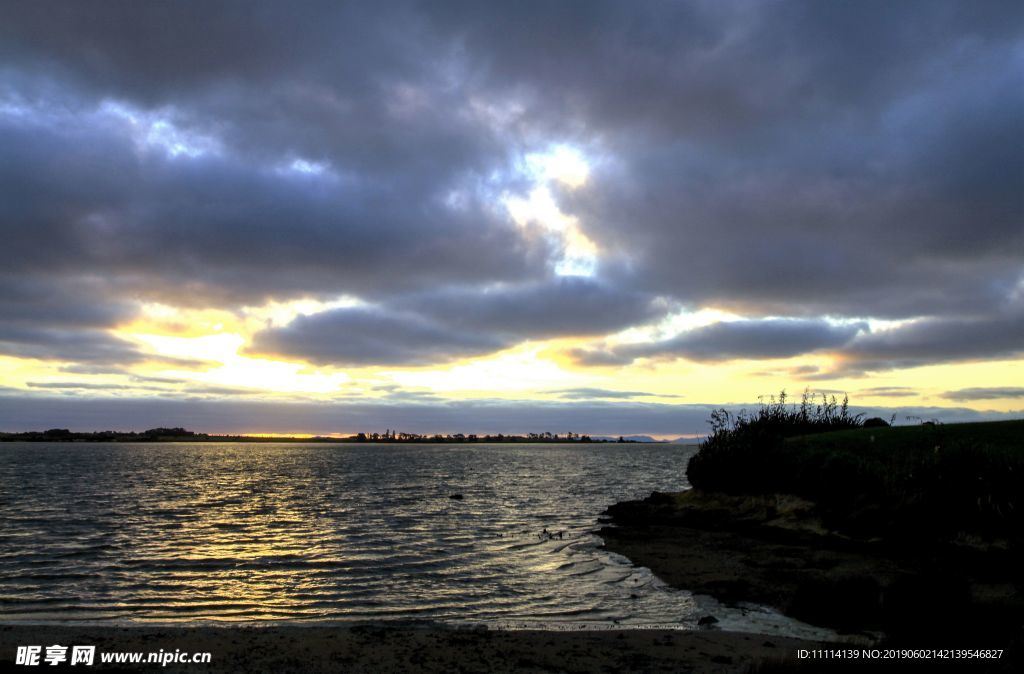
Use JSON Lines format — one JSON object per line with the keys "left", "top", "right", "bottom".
{"left": 687, "top": 392, "right": 1024, "bottom": 539}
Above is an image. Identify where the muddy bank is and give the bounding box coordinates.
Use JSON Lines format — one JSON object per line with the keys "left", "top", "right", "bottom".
{"left": 600, "top": 490, "right": 1024, "bottom": 649}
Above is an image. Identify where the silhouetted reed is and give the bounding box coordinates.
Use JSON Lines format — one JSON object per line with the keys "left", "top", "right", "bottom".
{"left": 688, "top": 389, "right": 862, "bottom": 494}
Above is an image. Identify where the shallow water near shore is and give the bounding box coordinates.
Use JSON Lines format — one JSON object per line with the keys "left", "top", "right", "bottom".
{"left": 0, "top": 442, "right": 832, "bottom": 639}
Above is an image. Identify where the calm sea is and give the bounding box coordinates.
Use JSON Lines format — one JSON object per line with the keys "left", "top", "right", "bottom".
{"left": 0, "top": 442, "right": 831, "bottom": 636}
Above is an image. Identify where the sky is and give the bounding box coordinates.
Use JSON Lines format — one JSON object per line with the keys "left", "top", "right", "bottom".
{"left": 0, "top": 0, "right": 1022, "bottom": 437}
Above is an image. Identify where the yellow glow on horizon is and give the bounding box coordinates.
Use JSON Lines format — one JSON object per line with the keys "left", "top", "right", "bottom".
{"left": 134, "top": 303, "right": 242, "bottom": 336}
{"left": 124, "top": 331, "right": 350, "bottom": 394}
{"left": 3, "top": 338, "right": 1024, "bottom": 419}
{"left": 1, "top": 289, "right": 1021, "bottom": 427}
{"left": 0, "top": 355, "right": 69, "bottom": 389}
{"left": 386, "top": 344, "right": 590, "bottom": 393}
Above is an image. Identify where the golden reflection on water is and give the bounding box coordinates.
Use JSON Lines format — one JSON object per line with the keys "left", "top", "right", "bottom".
{"left": 3, "top": 442, "right": 701, "bottom": 624}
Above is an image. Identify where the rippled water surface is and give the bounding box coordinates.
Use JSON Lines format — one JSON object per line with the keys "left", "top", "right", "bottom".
{"left": 1, "top": 442, "right": 708, "bottom": 626}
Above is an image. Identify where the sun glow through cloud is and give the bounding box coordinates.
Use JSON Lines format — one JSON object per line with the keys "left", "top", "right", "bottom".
{"left": 504, "top": 145, "right": 599, "bottom": 277}
{"left": 525, "top": 145, "right": 591, "bottom": 187}
{"left": 387, "top": 345, "right": 587, "bottom": 393}
{"left": 127, "top": 331, "right": 350, "bottom": 394}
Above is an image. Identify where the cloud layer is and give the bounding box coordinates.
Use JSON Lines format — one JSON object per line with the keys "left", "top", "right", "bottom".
{"left": 249, "top": 279, "right": 670, "bottom": 365}
{"left": 1, "top": 1, "right": 1021, "bottom": 376}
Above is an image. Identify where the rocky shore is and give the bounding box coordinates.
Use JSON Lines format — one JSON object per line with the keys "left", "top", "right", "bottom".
{"left": 600, "top": 489, "right": 1024, "bottom": 662}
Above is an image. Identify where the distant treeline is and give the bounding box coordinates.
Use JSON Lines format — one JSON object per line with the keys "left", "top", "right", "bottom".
{"left": 0, "top": 427, "right": 632, "bottom": 443}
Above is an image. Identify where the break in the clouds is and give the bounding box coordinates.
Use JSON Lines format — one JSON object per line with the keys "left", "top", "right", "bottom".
{"left": 0, "top": 1, "right": 1022, "bottom": 391}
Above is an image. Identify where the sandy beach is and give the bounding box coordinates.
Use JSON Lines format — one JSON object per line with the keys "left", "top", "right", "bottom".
{"left": 0, "top": 623, "right": 837, "bottom": 673}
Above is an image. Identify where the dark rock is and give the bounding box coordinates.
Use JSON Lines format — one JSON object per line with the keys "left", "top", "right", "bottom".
{"left": 883, "top": 572, "right": 971, "bottom": 638}
{"left": 790, "top": 575, "right": 882, "bottom": 630}
{"left": 697, "top": 615, "right": 719, "bottom": 626}
{"left": 449, "top": 494, "right": 464, "bottom": 500}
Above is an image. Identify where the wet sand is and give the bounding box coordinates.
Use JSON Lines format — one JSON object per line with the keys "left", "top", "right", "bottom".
{"left": 0, "top": 623, "right": 833, "bottom": 672}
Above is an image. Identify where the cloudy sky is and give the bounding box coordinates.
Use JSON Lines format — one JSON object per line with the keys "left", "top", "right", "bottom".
{"left": 1, "top": 0, "right": 1022, "bottom": 436}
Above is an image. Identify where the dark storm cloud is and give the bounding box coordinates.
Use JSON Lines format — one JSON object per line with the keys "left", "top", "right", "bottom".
{"left": 573, "top": 318, "right": 864, "bottom": 366}
{"left": 394, "top": 278, "right": 671, "bottom": 337}
{"left": 508, "top": 1, "right": 1023, "bottom": 325}
{"left": 0, "top": 106, "right": 542, "bottom": 307}
{"left": 0, "top": 0, "right": 552, "bottom": 365}
{"left": 248, "top": 307, "right": 507, "bottom": 366}
{"left": 942, "top": 387, "right": 1024, "bottom": 401}
{"left": 0, "top": 326, "right": 143, "bottom": 364}
{"left": 0, "top": 275, "right": 144, "bottom": 363}
{"left": 249, "top": 278, "right": 668, "bottom": 365}
{"left": 0, "top": 1, "right": 1022, "bottom": 369}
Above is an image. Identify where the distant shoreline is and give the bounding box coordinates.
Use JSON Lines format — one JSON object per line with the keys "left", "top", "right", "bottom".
{"left": 0, "top": 427, "right": 684, "bottom": 443}
{"left": 0, "top": 435, "right": 650, "bottom": 444}
{"left": 0, "top": 437, "right": 638, "bottom": 443}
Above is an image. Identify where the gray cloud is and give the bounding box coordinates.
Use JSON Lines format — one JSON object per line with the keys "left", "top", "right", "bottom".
{"left": 24, "top": 379, "right": 261, "bottom": 397}
{"left": 837, "top": 305, "right": 1024, "bottom": 373}
{"left": 248, "top": 307, "right": 506, "bottom": 366}
{"left": 27, "top": 381, "right": 131, "bottom": 391}
{"left": 394, "top": 278, "right": 671, "bottom": 338}
{"left": 857, "top": 386, "right": 918, "bottom": 398}
{"left": 549, "top": 388, "right": 683, "bottom": 401}
{"left": 546, "top": 2, "right": 1023, "bottom": 319}
{"left": 0, "top": 326, "right": 145, "bottom": 364}
{"left": 0, "top": 1, "right": 1021, "bottom": 372}
{"left": 574, "top": 318, "right": 864, "bottom": 366}
{"left": 0, "top": 275, "right": 147, "bottom": 364}
{"left": 0, "top": 110, "right": 543, "bottom": 307}
{"left": 0, "top": 1, "right": 555, "bottom": 366}
{"left": 942, "top": 387, "right": 1024, "bottom": 402}
{"left": 249, "top": 278, "right": 669, "bottom": 365}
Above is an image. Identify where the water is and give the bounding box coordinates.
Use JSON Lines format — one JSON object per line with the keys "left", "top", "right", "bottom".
{"left": 0, "top": 442, "right": 831, "bottom": 637}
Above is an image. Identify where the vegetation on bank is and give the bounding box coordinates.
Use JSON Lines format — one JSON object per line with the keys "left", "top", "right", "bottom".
{"left": 688, "top": 391, "right": 1024, "bottom": 538}
{"left": 688, "top": 390, "right": 864, "bottom": 493}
